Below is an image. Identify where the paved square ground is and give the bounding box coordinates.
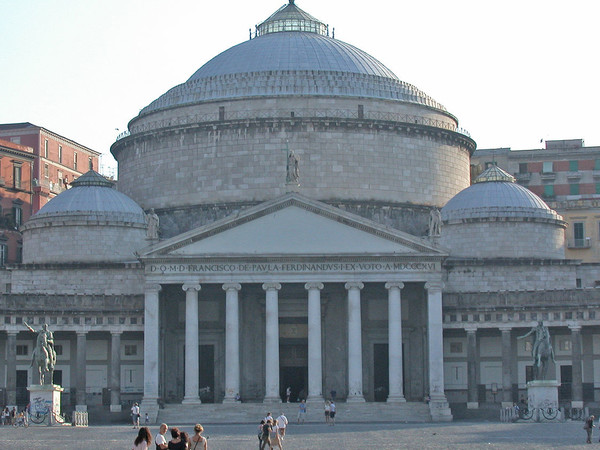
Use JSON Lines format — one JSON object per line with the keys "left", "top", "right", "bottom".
{"left": 0, "top": 421, "right": 594, "bottom": 449}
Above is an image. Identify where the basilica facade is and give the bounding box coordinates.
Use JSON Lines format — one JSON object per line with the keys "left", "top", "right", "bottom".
{"left": 1, "top": 1, "right": 598, "bottom": 422}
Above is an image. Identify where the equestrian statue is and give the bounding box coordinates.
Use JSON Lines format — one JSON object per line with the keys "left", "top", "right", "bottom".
{"left": 24, "top": 322, "right": 57, "bottom": 385}
{"left": 517, "top": 321, "right": 556, "bottom": 380}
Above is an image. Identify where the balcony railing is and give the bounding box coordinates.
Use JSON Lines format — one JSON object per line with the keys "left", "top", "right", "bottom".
{"left": 567, "top": 238, "right": 591, "bottom": 249}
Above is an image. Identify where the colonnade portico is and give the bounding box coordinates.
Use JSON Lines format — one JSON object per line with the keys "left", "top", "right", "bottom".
{"left": 140, "top": 276, "right": 450, "bottom": 412}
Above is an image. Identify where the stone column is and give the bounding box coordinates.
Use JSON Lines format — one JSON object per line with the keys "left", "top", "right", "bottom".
{"left": 345, "top": 282, "right": 365, "bottom": 402}
{"left": 223, "top": 283, "right": 241, "bottom": 403}
{"left": 109, "top": 331, "right": 122, "bottom": 412}
{"left": 386, "top": 282, "right": 406, "bottom": 402}
{"left": 570, "top": 324, "right": 583, "bottom": 408}
{"left": 466, "top": 326, "right": 478, "bottom": 409}
{"left": 263, "top": 283, "right": 281, "bottom": 403}
{"left": 305, "top": 282, "right": 324, "bottom": 403}
{"left": 425, "top": 281, "right": 452, "bottom": 421}
{"left": 6, "top": 331, "right": 17, "bottom": 405}
{"left": 141, "top": 283, "right": 161, "bottom": 415}
{"left": 182, "top": 284, "right": 202, "bottom": 404}
{"left": 500, "top": 327, "right": 513, "bottom": 407}
{"left": 75, "top": 331, "right": 87, "bottom": 411}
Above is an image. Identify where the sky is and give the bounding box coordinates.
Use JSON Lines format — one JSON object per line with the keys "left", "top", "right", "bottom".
{"left": 1, "top": 0, "right": 599, "bottom": 177}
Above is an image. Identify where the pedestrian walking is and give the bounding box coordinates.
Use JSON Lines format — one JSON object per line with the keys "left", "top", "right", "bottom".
{"left": 297, "top": 400, "right": 307, "bottom": 424}
{"left": 329, "top": 401, "right": 336, "bottom": 425}
{"left": 131, "top": 402, "right": 140, "bottom": 428}
{"left": 324, "top": 401, "right": 330, "bottom": 423}
{"left": 584, "top": 415, "right": 595, "bottom": 444}
{"left": 277, "top": 412, "right": 288, "bottom": 440}
{"left": 259, "top": 419, "right": 272, "bottom": 450}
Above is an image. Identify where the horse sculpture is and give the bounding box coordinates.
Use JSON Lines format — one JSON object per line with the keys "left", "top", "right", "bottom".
{"left": 24, "top": 322, "right": 57, "bottom": 385}
{"left": 518, "top": 321, "right": 555, "bottom": 380}
{"left": 533, "top": 329, "right": 555, "bottom": 380}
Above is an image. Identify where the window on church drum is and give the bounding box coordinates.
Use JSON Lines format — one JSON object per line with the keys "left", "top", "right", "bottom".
{"left": 570, "top": 183, "right": 579, "bottom": 195}
{"left": 569, "top": 160, "right": 579, "bottom": 171}
{"left": 543, "top": 184, "right": 554, "bottom": 198}
{"left": 574, "top": 222, "right": 585, "bottom": 247}
{"left": 124, "top": 344, "right": 137, "bottom": 356}
{"left": 519, "top": 163, "right": 528, "bottom": 173}
{"left": 16, "top": 344, "right": 28, "bottom": 356}
{"left": 54, "top": 344, "right": 63, "bottom": 356}
{"left": 542, "top": 161, "right": 553, "bottom": 173}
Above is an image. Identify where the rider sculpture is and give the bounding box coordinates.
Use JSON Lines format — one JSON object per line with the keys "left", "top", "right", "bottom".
{"left": 24, "top": 322, "right": 57, "bottom": 385}
{"left": 517, "top": 321, "right": 555, "bottom": 380}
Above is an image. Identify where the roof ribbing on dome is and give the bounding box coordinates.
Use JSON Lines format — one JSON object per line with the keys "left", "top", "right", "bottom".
{"left": 442, "top": 165, "right": 562, "bottom": 223}
{"left": 256, "top": 1, "right": 327, "bottom": 36}
{"left": 28, "top": 170, "right": 146, "bottom": 225}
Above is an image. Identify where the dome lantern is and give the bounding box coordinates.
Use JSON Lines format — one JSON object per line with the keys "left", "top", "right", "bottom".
{"left": 255, "top": 1, "right": 328, "bottom": 37}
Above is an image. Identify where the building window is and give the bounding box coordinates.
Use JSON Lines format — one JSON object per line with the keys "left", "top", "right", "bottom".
{"left": 0, "top": 244, "right": 7, "bottom": 265}
{"left": 88, "top": 157, "right": 93, "bottom": 171}
{"left": 13, "top": 164, "right": 21, "bottom": 189}
{"left": 219, "top": 106, "right": 225, "bottom": 121}
{"left": 73, "top": 152, "right": 78, "bottom": 171}
{"left": 358, "top": 104, "right": 364, "bottom": 119}
{"left": 576, "top": 278, "right": 582, "bottom": 288}
{"left": 569, "top": 160, "right": 579, "bottom": 171}
{"left": 570, "top": 183, "right": 579, "bottom": 195}
{"left": 542, "top": 161, "right": 553, "bottom": 173}
{"left": 58, "top": 145, "right": 62, "bottom": 164}
{"left": 574, "top": 222, "right": 585, "bottom": 247}
{"left": 16, "top": 344, "right": 28, "bottom": 356}
{"left": 16, "top": 242, "right": 22, "bottom": 263}
{"left": 449, "top": 342, "right": 463, "bottom": 353}
{"left": 519, "top": 163, "right": 528, "bottom": 174}
{"left": 543, "top": 185, "right": 554, "bottom": 198}
{"left": 13, "top": 205, "right": 22, "bottom": 226}
{"left": 124, "top": 344, "right": 137, "bottom": 356}
{"left": 10, "top": 137, "right": 20, "bottom": 145}
{"left": 559, "top": 339, "right": 572, "bottom": 352}
{"left": 54, "top": 344, "right": 63, "bottom": 356}
{"left": 596, "top": 159, "right": 600, "bottom": 170}
{"left": 44, "top": 140, "right": 48, "bottom": 158}
{"left": 44, "top": 164, "right": 49, "bottom": 179}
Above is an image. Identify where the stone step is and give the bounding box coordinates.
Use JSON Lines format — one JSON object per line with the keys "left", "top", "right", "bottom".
{"left": 157, "top": 401, "right": 432, "bottom": 425}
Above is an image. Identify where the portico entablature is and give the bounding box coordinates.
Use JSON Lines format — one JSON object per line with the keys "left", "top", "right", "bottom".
{"left": 138, "top": 193, "right": 447, "bottom": 284}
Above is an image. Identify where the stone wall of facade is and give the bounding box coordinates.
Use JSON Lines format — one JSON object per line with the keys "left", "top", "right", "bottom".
{"left": 441, "top": 220, "right": 565, "bottom": 259}
{"left": 22, "top": 222, "right": 147, "bottom": 264}
{"left": 10, "top": 265, "right": 145, "bottom": 295}
{"left": 443, "top": 259, "right": 577, "bottom": 292}
{"left": 113, "top": 97, "right": 473, "bottom": 211}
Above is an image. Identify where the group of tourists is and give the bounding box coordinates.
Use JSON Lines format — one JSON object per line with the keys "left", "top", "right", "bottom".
{"left": 132, "top": 423, "right": 207, "bottom": 450}
{"left": 258, "top": 412, "right": 288, "bottom": 450}
{"left": 1, "top": 406, "right": 27, "bottom": 427}
{"left": 324, "top": 400, "right": 336, "bottom": 425}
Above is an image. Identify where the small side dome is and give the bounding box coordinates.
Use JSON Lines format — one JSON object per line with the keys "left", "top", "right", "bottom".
{"left": 441, "top": 165, "right": 566, "bottom": 259}
{"left": 21, "top": 170, "right": 148, "bottom": 263}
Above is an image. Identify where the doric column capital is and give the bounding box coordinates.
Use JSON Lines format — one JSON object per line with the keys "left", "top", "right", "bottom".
{"left": 7, "top": 330, "right": 17, "bottom": 337}
{"left": 76, "top": 331, "right": 87, "bottom": 338}
{"left": 465, "top": 325, "right": 478, "bottom": 334}
{"left": 182, "top": 283, "right": 201, "bottom": 292}
{"left": 304, "top": 282, "right": 324, "bottom": 291}
{"left": 110, "top": 331, "right": 122, "bottom": 337}
{"left": 144, "top": 283, "right": 162, "bottom": 293}
{"left": 568, "top": 323, "right": 582, "bottom": 332}
{"left": 262, "top": 282, "right": 281, "bottom": 291}
{"left": 222, "top": 283, "right": 242, "bottom": 292}
{"left": 499, "top": 326, "right": 512, "bottom": 333}
{"left": 344, "top": 282, "right": 364, "bottom": 291}
{"left": 425, "top": 281, "right": 444, "bottom": 292}
{"left": 385, "top": 282, "right": 404, "bottom": 291}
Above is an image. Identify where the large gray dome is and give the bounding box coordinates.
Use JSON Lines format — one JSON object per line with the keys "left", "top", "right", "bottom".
{"left": 139, "top": 2, "right": 446, "bottom": 116}
{"left": 30, "top": 170, "right": 146, "bottom": 225}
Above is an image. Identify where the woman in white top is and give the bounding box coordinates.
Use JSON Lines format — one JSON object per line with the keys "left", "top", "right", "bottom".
{"left": 269, "top": 418, "right": 283, "bottom": 450}
{"left": 189, "top": 423, "right": 208, "bottom": 450}
{"left": 132, "top": 427, "right": 152, "bottom": 450}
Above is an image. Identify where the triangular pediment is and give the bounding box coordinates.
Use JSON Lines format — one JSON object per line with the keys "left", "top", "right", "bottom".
{"left": 139, "top": 194, "right": 446, "bottom": 258}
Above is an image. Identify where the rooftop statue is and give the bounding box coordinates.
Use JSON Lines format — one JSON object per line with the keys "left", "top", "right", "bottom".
{"left": 24, "top": 322, "right": 57, "bottom": 385}
{"left": 146, "top": 208, "right": 160, "bottom": 240}
{"left": 428, "top": 208, "right": 442, "bottom": 237}
{"left": 517, "top": 321, "right": 555, "bottom": 380}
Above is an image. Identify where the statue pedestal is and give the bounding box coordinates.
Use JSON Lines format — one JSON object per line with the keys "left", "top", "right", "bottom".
{"left": 526, "top": 380, "right": 562, "bottom": 422}
{"left": 28, "top": 384, "right": 64, "bottom": 426}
